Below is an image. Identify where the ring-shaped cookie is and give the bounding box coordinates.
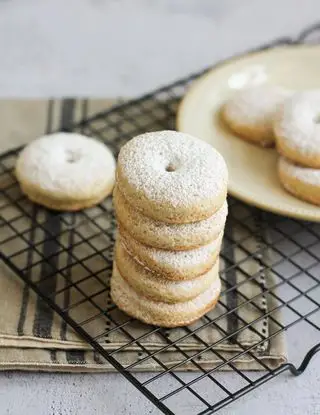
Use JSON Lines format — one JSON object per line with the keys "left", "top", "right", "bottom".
{"left": 117, "top": 130, "right": 228, "bottom": 223}
{"left": 111, "top": 263, "right": 221, "bottom": 327}
{"left": 113, "top": 186, "right": 228, "bottom": 250}
{"left": 274, "top": 91, "right": 320, "bottom": 168}
{"left": 15, "top": 132, "right": 116, "bottom": 210}
{"left": 278, "top": 157, "right": 320, "bottom": 205}
{"left": 119, "top": 226, "right": 222, "bottom": 280}
{"left": 222, "top": 85, "right": 290, "bottom": 147}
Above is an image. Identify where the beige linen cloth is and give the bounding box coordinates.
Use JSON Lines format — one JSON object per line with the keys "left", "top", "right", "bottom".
{"left": 0, "top": 99, "right": 287, "bottom": 372}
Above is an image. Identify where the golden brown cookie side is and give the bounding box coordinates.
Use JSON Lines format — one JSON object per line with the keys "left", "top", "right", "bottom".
{"left": 18, "top": 181, "right": 113, "bottom": 211}
{"left": 119, "top": 225, "right": 222, "bottom": 280}
{"left": 278, "top": 158, "right": 320, "bottom": 205}
{"left": 111, "top": 264, "right": 221, "bottom": 328}
{"left": 113, "top": 186, "right": 227, "bottom": 250}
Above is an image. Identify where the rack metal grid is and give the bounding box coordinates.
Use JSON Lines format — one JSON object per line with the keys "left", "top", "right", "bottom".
{"left": 1, "top": 23, "right": 320, "bottom": 415}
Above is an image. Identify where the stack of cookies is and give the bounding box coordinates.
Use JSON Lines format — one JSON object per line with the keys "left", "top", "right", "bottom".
{"left": 111, "top": 130, "right": 228, "bottom": 327}
{"left": 222, "top": 86, "right": 320, "bottom": 206}
{"left": 274, "top": 91, "right": 320, "bottom": 206}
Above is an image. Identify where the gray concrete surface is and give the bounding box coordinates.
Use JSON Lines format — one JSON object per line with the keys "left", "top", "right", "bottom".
{"left": 0, "top": 0, "right": 319, "bottom": 414}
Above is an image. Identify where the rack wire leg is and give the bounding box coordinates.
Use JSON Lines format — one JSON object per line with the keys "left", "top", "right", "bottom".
{"left": 285, "top": 343, "right": 320, "bottom": 376}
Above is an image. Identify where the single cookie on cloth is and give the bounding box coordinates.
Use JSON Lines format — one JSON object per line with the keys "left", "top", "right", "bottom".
{"left": 15, "top": 132, "right": 116, "bottom": 211}
{"left": 278, "top": 157, "right": 320, "bottom": 206}
{"left": 119, "top": 226, "right": 223, "bottom": 280}
{"left": 115, "top": 241, "right": 220, "bottom": 303}
{"left": 116, "top": 130, "right": 228, "bottom": 223}
{"left": 222, "top": 85, "right": 291, "bottom": 147}
{"left": 113, "top": 186, "right": 228, "bottom": 250}
{"left": 274, "top": 91, "right": 320, "bottom": 168}
{"left": 111, "top": 262, "right": 221, "bottom": 327}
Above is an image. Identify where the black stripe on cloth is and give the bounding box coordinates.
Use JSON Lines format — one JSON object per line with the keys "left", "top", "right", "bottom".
{"left": 66, "top": 350, "right": 86, "bottom": 365}
{"left": 45, "top": 99, "right": 54, "bottom": 134}
{"left": 33, "top": 99, "right": 76, "bottom": 341}
{"left": 17, "top": 207, "right": 37, "bottom": 336}
{"left": 60, "top": 213, "right": 76, "bottom": 341}
{"left": 17, "top": 100, "right": 54, "bottom": 336}
{"left": 80, "top": 99, "right": 89, "bottom": 133}
{"left": 223, "top": 220, "right": 239, "bottom": 343}
{"left": 32, "top": 211, "right": 61, "bottom": 338}
{"left": 60, "top": 99, "right": 76, "bottom": 132}
{"left": 50, "top": 350, "right": 58, "bottom": 363}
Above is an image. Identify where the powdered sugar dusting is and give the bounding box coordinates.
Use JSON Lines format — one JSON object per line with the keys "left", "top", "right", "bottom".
{"left": 114, "top": 186, "right": 228, "bottom": 248}
{"left": 118, "top": 130, "right": 228, "bottom": 208}
{"left": 120, "top": 227, "right": 222, "bottom": 271}
{"left": 116, "top": 240, "right": 219, "bottom": 302}
{"left": 274, "top": 91, "right": 320, "bottom": 156}
{"left": 279, "top": 157, "right": 320, "bottom": 186}
{"left": 224, "top": 85, "right": 291, "bottom": 135}
{"left": 112, "top": 263, "right": 221, "bottom": 312}
{"left": 16, "top": 132, "right": 116, "bottom": 199}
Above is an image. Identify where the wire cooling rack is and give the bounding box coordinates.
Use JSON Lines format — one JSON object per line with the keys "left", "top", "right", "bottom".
{"left": 1, "top": 23, "right": 320, "bottom": 415}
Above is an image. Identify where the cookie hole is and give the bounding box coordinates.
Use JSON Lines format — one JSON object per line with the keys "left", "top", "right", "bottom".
{"left": 65, "top": 150, "right": 81, "bottom": 164}
{"left": 165, "top": 163, "right": 176, "bottom": 172}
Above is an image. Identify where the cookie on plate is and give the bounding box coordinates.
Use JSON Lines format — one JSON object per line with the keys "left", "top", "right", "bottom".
{"left": 222, "top": 85, "right": 291, "bottom": 147}
{"left": 278, "top": 156, "right": 320, "bottom": 206}
{"left": 274, "top": 91, "right": 320, "bottom": 168}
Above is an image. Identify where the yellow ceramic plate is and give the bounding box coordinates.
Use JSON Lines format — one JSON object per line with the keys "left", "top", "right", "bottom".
{"left": 177, "top": 44, "right": 320, "bottom": 222}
